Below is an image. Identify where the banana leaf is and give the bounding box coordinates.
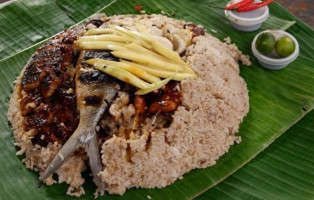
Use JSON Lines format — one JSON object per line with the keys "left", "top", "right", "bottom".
{"left": 0, "top": 0, "right": 74, "bottom": 60}
{"left": 0, "top": 0, "right": 313, "bottom": 200}
{"left": 56, "top": 0, "right": 114, "bottom": 22}
{"left": 198, "top": 110, "right": 314, "bottom": 200}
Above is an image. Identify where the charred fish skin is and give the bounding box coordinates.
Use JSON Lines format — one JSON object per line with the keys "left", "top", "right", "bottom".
{"left": 78, "top": 70, "right": 117, "bottom": 84}
{"left": 19, "top": 26, "right": 85, "bottom": 147}
{"left": 83, "top": 50, "right": 119, "bottom": 61}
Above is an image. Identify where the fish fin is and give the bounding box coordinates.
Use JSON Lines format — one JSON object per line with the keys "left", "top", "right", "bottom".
{"left": 86, "top": 134, "right": 106, "bottom": 196}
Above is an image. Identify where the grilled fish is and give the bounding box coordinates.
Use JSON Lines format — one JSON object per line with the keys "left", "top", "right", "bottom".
{"left": 40, "top": 50, "right": 121, "bottom": 195}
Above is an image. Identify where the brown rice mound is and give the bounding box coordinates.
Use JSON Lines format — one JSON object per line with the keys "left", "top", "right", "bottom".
{"left": 8, "top": 14, "right": 250, "bottom": 196}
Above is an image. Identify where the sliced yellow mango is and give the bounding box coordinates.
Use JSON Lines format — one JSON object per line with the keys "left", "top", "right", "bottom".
{"left": 84, "top": 28, "right": 115, "bottom": 35}
{"left": 112, "top": 26, "right": 186, "bottom": 64}
{"left": 86, "top": 58, "right": 161, "bottom": 83}
{"left": 77, "top": 41, "right": 126, "bottom": 50}
{"left": 110, "top": 26, "right": 153, "bottom": 49}
{"left": 76, "top": 35, "right": 132, "bottom": 43}
{"left": 111, "top": 50, "right": 185, "bottom": 72}
{"left": 86, "top": 59, "right": 150, "bottom": 89}
{"left": 134, "top": 21, "right": 150, "bottom": 35}
{"left": 124, "top": 43, "right": 175, "bottom": 64}
{"left": 79, "top": 26, "right": 197, "bottom": 94}
{"left": 135, "top": 75, "right": 173, "bottom": 95}
{"left": 120, "top": 60, "right": 195, "bottom": 81}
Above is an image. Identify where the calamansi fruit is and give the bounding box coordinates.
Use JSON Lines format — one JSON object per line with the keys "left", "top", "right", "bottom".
{"left": 255, "top": 32, "right": 276, "bottom": 55}
{"left": 275, "top": 36, "right": 295, "bottom": 57}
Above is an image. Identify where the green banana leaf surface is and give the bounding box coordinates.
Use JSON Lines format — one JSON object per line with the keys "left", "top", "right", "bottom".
{"left": 0, "top": 0, "right": 313, "bottom": 200}
{"left": 197, "top": 110, "right": 314, "bottom": 200}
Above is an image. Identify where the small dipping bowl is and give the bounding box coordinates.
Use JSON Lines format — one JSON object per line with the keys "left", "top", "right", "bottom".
{"left": 252, "top": 30, "right": 299, "bottom": 70}
{"left": 225, "top": 0, "right": 269, "bottom": 32}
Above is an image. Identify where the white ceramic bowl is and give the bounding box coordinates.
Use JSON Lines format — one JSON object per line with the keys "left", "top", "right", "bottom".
{"left": 225, "top": 0, "right": 269, "bottom": 32}
{"left": 252, "top": 30, "right": 299, "bottom": 70}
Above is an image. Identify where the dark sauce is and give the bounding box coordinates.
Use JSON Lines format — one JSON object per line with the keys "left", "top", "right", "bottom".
{"left": 142, "top": 81, "right": 181, "bottom": 112}
{"left": 135, "top": 81, "right": 181, "bottom": 129}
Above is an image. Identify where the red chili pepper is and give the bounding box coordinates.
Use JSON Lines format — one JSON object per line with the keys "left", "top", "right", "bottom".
{"left": 237, "top": 0, "right": 274, "bottom": 12}
{"left": 225, "top": 0, "right": 254, "bottom": 10}
{"left": 134, "top": 5, "right": 143, "bottom": 11}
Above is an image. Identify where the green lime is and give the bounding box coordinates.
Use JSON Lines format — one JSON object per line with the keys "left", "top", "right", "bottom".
{"left": 275, "top": 36, "right": 295, "bottom": 57}
{"left": 255, "top": 32, "right": 276, "bottom": 55}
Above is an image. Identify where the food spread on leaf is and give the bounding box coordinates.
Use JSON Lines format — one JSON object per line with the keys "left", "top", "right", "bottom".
{"left": 8, "top": 14, "right": 250, "bottom": 197}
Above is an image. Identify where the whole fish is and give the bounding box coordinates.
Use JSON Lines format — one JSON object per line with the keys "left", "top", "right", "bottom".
{"left": 40, "top": 50, "right": 121, "bottom": 196}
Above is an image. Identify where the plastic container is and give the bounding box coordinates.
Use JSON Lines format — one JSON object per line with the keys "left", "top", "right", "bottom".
{"left": 252, "top": 30, "right": 299, "bottom": 70}
{"left": 225, "top": 0, "right": 269, "bottom": 32}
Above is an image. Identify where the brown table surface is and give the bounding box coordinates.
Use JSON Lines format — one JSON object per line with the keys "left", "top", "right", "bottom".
{"left": 0, "top": 0, "right": 313, "bottom": 28}
{"left": 276, "top": 0, "right": 313, "bottom": 28}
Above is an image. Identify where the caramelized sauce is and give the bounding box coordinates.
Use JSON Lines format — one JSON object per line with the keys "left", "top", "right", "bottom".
{"left": 20, "top": 27, "right": 82, "bottom": 147}
{"left": 142, "top": 81, "right": 181, "bottom": 114}
{"left": 132, "top": 81, "right": 182, "bottom": 129}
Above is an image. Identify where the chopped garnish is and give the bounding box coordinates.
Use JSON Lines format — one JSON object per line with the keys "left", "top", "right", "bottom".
{"left": 84, "top": 28, "right": 115, "bottom": 36}
{"left": 111, "top": 50, "right": 185, "bottom": 72}
{"left": 75, "top": 35, "right": 132, "bottom": 43}
{"left": 76, "top": 23, "right": 197, "bottom": 94}
{"left": 113, "top": 26, "right": 188, "bottom": 66}
{"left": 120, "top": 60, "right": 194, "bottom": 81}
{"left": 134, "top": 20, "right": 150, "bottom": 35}
{"left": 75, "top": 41, "right": 126, "bottom": 50}
{"left": 87, "top": 59, "right": 151, "bottom": 89}
{"left": 87, "top": 58, "right": 161, "bottom": 83}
